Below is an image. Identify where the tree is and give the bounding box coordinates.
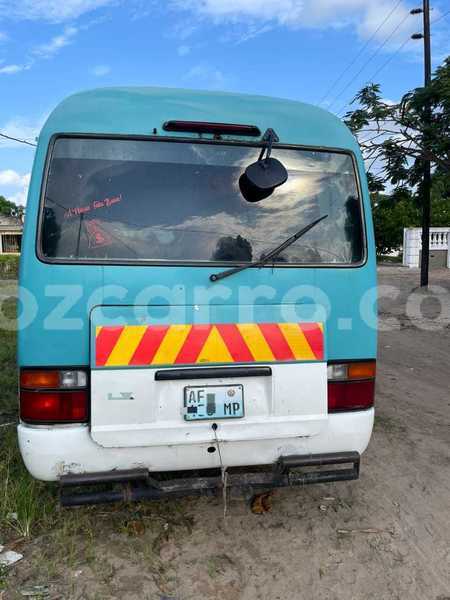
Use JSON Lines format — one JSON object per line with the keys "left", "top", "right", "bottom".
{"left": 0, "top": 196, "right": 18, "bottom": 217}
{"left": 371, "top": 188, "right": 419, "bottom": 255}
{"left": 344, "top": 56, "right": 450, "bottom": 258}
{"left": 344, "top": 56, "right": 450, "bottom": 188}
{"left": 0, "top": 195, "right": 24, "bottom": 220}
{"left": 430, "top": 170, "right": 450, "bottom": 226}
{"left": 371, "top": 187, "right": 450, "bottom": 255}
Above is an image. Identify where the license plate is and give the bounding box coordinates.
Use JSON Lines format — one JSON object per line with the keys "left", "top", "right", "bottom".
{"left": 184, "top": 385, "right": 244, "bottom": 421}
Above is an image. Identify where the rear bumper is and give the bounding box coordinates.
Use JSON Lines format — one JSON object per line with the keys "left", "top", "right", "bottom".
{"left": 18, "top": 408, "right": 374, "bottom": 482}
{"left": 59, "top": 452, "right": 361, "bottom": 507}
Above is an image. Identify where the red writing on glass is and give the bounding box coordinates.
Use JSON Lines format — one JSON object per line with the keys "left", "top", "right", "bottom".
{"left": 84, "top": 220, "right": 113, "bottom": 248}
{"left": 64, "top": 194, "right": 122, "bottom": 219}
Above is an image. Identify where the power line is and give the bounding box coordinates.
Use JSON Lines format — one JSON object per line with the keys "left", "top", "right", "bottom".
{"left": 0, "top": 132, "right": 37, "bottom": 147}
{"left": 317, "top": 0, "right": 404, "bottom": 107}
{"left": 338, "top": 36, "right": 413, "bottom": 117}
{"left": 328, "top": 11, "right": 412, "bottom": 111}
{"left": 369, "top": 37, "right": 413, "bottom": 83}
{"left": 338, "top": 5, "right": 448, "bottom": 118}
{"left": 431, "top": 8, "right": 450, "bottom": 25}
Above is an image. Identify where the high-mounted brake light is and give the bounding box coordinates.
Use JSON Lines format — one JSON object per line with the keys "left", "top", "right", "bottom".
{"left": 327, "top": 361, "right": 375, "bottom": 412}
{"left": 20, "top": 368, "right": 89, "bottom": 424}
{"left": 163, "top": 120, "right": 261, "bottom": 137}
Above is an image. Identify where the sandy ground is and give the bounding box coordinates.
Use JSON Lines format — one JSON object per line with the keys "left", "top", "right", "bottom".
{"left": 8, "top": 267, "right": 450, "bottom": 599}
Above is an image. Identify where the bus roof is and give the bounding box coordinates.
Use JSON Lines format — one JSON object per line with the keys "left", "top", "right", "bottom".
{"left": 40, "top": 87, "right": 359, "bottom": 152}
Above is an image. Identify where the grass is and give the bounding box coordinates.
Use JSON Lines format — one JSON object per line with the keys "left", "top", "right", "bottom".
{"left": 0, "top": 295, "right": 81, "bottom": 572}
{"left": 0, "top": 421, "right": 194, "bottom": 593}
{"left": 377, "top": 254, "right": 403, "bottom": 264}
{"left": 0, "top": 292, "right": 196, "bottom": 595}
{"left": 0, "top": 293, "right": 59, "bottom": 541}
{"left": 0, "top": 426, "right": 58, "bottom": 539}
{"left": 0, "top": 294, "right": 18, "bottom": 421}
{"left": 0, "top": 563, "right": 8, "bottom": 591}
{"left": 0, "top": 256, "right": 19, "bottom": 280}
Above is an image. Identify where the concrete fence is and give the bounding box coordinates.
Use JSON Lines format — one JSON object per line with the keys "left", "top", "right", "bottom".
{"left": 403, "top": 227, "right": 450, "bottom": 268}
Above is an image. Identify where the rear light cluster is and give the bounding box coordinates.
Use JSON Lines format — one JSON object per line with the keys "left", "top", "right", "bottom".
{"left": 20, "top": 369, "right": 89, "bottom": 424}
{"left": 327, "top": 361, "right": 376, "bottom": 413}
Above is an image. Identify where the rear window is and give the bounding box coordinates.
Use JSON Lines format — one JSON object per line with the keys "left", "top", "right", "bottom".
{"left": 40, "top": 137, "right": 364, "bottom": 265}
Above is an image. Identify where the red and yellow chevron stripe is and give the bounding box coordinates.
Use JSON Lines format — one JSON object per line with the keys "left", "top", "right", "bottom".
{"left": 95, "top": 322, "right": 324, "bottom": 368}
{"left": 95, "top": 323, "right": 324, "bottom": 367}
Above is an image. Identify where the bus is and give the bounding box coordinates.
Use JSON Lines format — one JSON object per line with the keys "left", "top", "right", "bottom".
{"left": 17, "top": 87, "right": 377, "bottom": 506}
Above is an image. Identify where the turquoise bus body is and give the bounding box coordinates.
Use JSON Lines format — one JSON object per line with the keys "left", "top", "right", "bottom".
{"left": 18, "top": 87, "right": 377, "bottom": 368}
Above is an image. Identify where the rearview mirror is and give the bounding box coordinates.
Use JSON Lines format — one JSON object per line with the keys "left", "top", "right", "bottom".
{"left": 239, "top": 128, "right": 288, "bottom": 203}
{"left": 239, "top": 157, "right": 288, "bottom": 203}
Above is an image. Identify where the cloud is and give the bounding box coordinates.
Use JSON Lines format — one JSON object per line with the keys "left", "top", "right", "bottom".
{"left": 0, "top": 116, "right": 43, "bottom": 148}
{"left": 0, "top": 170, "right": 31, "bottom": 206}
{"left": 0, "top": 31, "right": 8, "bottom": 42}
{"left": 0, "top": 8, "right": 118, "bottom": 76}
{"left": 0, "top": 0, "right": 116, "bottom": 23}
{"left": 0, "top": 64, "right": 28, "bottom": 74}
{"left": 177, "top": 44, "right": 191, "bottom": 56}
{"left": 0, "top": 169, "right": 28, "bottom": 187}
{"left": 32, "top": 25, "right": 78, "bottom": 58}
{"left": 130, "top": 0, "right": 159, "bottom": 21}
{"left": 183, "top": 63, "right": 228, "bottom": 89}
{"left": 90, "top": 64, "right": 111, "bottom": 76}
{"left": 2, "top": 26, "right": 79, "bottom": 75}
{"left": 171, "top": 21, "right": 199, "bottom": 41}
{"left": 170, "top": 0, "right": 416, "bottom": 45}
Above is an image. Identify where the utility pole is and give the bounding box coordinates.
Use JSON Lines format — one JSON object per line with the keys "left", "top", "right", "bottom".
{"left": 411, "top": 1, "right": 432, "bottom": 287}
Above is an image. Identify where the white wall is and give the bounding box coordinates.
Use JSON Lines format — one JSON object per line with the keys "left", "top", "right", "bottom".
{"left": 403, "top": 227, "right": 450, "bottom": 268}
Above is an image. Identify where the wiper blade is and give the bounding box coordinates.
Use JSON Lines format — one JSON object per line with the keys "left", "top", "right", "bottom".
{"left": 210, "top": 214, "right": 328, "bottom": 283}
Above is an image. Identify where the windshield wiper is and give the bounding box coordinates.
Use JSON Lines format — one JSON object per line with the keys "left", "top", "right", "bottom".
{"left": 210, "top": 214, "right": 328, "bottom": 282}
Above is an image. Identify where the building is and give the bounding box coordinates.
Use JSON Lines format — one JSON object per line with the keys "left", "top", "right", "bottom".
{"left": 403, "top": 227, "right": 450, "bottom": 269}
{"left": 0, "top": 214, "right": 23, "bottom": 254}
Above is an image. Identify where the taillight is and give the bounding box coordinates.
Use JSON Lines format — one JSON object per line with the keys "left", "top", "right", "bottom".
{"left": 20, "top": 390, "right": 88, "bottom": 423}
{"left": 327, "top": 361, "right": 375, "bottom": 413}
{"left": 20, "top": 369, "right": 89, "bottom": 424}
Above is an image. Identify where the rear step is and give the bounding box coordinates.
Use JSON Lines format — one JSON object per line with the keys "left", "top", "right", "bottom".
{"left": 60, "top": 452, "right": 360, "bottom": 507}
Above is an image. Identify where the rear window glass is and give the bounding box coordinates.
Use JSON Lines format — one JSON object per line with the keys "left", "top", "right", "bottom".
{"left": 40, "top": 138, "right": 364, "bottom": 265}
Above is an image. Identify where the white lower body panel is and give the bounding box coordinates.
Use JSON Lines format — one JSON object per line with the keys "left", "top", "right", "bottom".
{"left": 91, "top": 363, "right": 328, "bottom": 447}
{"left": 18, "top": 408, "right": 374, "bottom": 482}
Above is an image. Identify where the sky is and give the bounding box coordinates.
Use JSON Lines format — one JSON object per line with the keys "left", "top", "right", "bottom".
{"left": 0, "top": 0, "right": 449, "bottom": 206}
